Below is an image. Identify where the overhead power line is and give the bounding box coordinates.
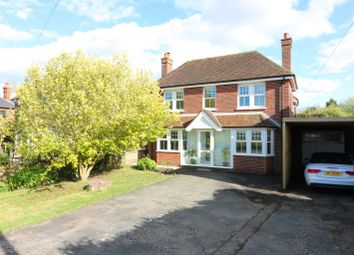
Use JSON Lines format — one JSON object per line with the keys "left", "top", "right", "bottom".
{"left": 310, "top": 20, "right": 353, "bottom": 86}
{"left": 26, "top": 0, "right": 60, "bottom": 63}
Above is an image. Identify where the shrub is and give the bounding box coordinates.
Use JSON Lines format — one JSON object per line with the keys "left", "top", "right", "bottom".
{"left": 137, "top": 157, "right": 157, "bottom": 171}
{"left": 0, "top": 153, "right": 9, "bottom": 166}
{"left": 6, "top": 166, "right": 59, "bottom": 191}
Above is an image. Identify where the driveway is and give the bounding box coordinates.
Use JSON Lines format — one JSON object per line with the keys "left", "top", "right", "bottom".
{"left": 1, "top": 167, "right": 354, "bottom": 255}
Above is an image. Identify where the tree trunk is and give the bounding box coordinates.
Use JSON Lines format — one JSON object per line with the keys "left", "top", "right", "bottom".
{"left": 78, "top": 165, "right": 93, "bottom": 181}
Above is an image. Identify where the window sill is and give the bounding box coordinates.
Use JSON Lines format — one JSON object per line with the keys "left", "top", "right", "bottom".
{"left": 157, "top": 150, "right": 181, "bottom": 153}
{"left": 233, "top": 153, "right": 274, "bottom": 157}
{"left": 236, "top": 106, "right": 266, "bottom": 110}
{"left": 170, "top": 109, "right": 185, "bottom": 113}
{"left": 203, "top": 108, "right": 217, "bottom": 112}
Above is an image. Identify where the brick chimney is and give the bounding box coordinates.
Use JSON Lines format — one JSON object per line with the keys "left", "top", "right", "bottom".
{"left": 161, "top": 52, "right": 173, "bottom": 79}
{"left": 281, "top": 33, "right": 292, "bottom": 71}
{"left": 3, "top": 82, "right": 10, "bottom": 101}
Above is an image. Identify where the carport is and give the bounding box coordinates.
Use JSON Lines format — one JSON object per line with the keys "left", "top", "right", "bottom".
{"left": 282, "top": 117, "right": 354, "bottom": 189}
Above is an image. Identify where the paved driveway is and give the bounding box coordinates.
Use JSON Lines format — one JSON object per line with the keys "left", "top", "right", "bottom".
{"left": 1, "top": 168, "right": 354, "bottom": 255}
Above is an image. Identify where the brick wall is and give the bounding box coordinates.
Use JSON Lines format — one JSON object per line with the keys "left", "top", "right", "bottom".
{"left": 264, "top": 81, "right": 281, "bottom": 123}
{"left": 233, "top": 155, "right": 274, "bottom": 174}
{"left": 216, "top": 84, "right": 237, "bottom": 112}
{"left": 184, "top": 87, "right": 203, "bottom": 113}
{"left": 156, "top": 151, "right": 181, "bottom": 166}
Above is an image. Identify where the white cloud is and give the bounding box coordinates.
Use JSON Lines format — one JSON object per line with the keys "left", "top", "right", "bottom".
{"left": 0, "top": 0, "right": 346, "bottom": 86}
{"left": 16, "top": 8, "right": 33, "bottom": 20}
{"left": 0, "top": 24, "right": 33, "bottom": 41}
{"left": 317, "top": 24, "right": 354, "bottom": 74}
{"left": 0, "top": 0, "right": 41, "bottom": 20}
{"left": 174, "top": 0, "right": 346, "bottom": 40}
{"left": 60, "top": 0, "right": 137, "bottom": 22}
{"left": 295, "top": 77, "right": 341, "bottom": 107}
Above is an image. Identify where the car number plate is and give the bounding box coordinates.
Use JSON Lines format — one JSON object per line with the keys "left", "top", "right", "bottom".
{"left": 324, "top": 171, "right": 342, "bottom": 176}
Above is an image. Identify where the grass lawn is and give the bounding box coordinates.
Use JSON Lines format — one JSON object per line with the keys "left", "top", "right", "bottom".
{"left": 0, "top": 166, "right": 171, "bottom": 233}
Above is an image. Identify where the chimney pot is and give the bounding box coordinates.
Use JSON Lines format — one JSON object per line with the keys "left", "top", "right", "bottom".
{"left": 161, "top": 52, "right": 173, "bottom": 79}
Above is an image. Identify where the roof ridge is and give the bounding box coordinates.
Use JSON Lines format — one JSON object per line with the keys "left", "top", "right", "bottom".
{"left": 184, "top": 50, "right": 258, "bottom": 64}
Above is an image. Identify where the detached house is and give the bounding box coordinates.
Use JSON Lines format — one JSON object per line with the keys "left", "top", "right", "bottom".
{"left": 0, "top": 82, "right": 15, "bottom": 116}
{"left": 148, "top": 33, "right": 298, "bottom": 174}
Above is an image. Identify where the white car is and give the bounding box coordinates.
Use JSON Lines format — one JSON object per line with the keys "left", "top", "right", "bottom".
{"left": 304, "top": 152, "right": 354, "bottom": 188}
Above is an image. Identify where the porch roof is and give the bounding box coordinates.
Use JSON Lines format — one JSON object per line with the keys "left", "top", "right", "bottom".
{"left": 174, "top": 112, "right": 279, "bottom": 129}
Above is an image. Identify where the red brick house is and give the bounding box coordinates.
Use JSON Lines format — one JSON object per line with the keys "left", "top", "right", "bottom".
{"left": 148, "top": 33, "right": 298, "bottom": 174}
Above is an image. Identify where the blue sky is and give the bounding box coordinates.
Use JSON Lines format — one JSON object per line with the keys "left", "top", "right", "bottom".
{"left": 0, "top": 0, "right": 353, "bottom": 108}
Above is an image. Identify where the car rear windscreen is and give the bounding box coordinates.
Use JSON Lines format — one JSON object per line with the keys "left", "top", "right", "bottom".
{"left": 310, "top": 153, "right": 352, "bottom": 165}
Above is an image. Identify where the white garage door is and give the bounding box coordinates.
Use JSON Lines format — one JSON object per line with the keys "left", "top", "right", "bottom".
{"left": 302, "top": 131, "right": 344, "bottom": 163}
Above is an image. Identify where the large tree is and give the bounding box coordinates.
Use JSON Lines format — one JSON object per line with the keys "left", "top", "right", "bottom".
{"left": 14, "top": 51, "right": 177, "bottom": 180}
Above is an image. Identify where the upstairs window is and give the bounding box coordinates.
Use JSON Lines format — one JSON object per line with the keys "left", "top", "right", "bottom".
{"left": 164, "top": 92, "right": 173, "bottom": 109}
{"left": 204, "top": 87, "right": 216, "bottom": 110}
{"left": 238, "top": 84, "right": 265, "bottom": 108}
{"left": 164, "top": 90, "right": 184, "bottom": 111}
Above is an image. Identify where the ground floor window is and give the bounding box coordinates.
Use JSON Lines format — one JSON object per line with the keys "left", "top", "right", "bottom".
{"left": 233, "top": 129, "right": 274, "bottom": 156}
{"left": 157, "top": 130, "right": 180, "bottom": 151}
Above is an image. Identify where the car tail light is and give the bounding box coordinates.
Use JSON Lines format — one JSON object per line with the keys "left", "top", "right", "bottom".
{"left": 307, "top": 169, "right": 321, "bottom": 174}
{"left": 345, "top": 171, "right": 354, "bottom": 176}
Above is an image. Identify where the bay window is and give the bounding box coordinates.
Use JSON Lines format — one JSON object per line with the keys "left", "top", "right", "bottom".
{"left": 251, "top": 131, "right": 262, "bottom": 154}
{"left": 238, "top": 83, "right": 266, "bottom": 109}
{"left": 163, "top": 90, "right": 184, "bottom": 111}
{"left": 236, "top": 131, "right": 247, "bottom": 153}
{"left": 234, "top": 129, "right": 274, "bottom": 156}
{"left": 157, "top": 130, "right": 181, "bottom": 151}
{"left": 159, "top": 134, "right": 168, "bottom": 150}
{"left": 170, "top": 130, "right": 179, "bottom": 151}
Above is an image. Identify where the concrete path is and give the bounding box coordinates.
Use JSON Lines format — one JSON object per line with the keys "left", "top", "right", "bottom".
{"left": 1, "top": 168, "right": 354, "bottom": 255}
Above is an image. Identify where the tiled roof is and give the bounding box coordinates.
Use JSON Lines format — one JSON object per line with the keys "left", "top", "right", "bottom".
{"left": 0, "top": 98, "right": 15, "bottom": 109}
{"left": 174, "top": 113, "right": 279, "bottom": 129}
{"left": 159, "top": 51, "right": 293, "bottom": 88}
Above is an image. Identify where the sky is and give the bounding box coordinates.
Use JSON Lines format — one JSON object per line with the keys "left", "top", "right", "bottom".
{"left": 0, "top": 0, "right": 353, "bottom": 109}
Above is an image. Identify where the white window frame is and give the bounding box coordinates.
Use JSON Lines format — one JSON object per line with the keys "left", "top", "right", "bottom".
{"left": 232, "top": 128, "right": 274, "bottom": 157}
{"left": 250, "top": 130, "right": 263, "bottom": 155}
{"left": 237, "top": 83, "right": 266, "bottom": 109}
{"left": 235, "top": 130, "right": 247, "bottom": 155}
{"left": 159, "top": 134, "right": 168, "bottom": 151}
{"left": 157, "top": 129, "right": 183, "bottom": 152}
{"left": 163, "top": 90, "right": 184, "bottom": 112}
{"left": 170, "top": 130, "right": 179, "bottom": 151}
{"left": 203, "top": 87, "right": 216, "bottom": 110}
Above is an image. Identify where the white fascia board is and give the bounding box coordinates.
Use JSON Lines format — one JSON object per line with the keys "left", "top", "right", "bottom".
{"left": 185, "top": 111, "right": 222, "bottom": 132}
{"left": 161, "top": 76, "right": 294, "bottom": 91}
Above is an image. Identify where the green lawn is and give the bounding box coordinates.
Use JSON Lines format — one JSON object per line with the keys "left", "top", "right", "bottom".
{"left": 0, "top": 166, "right": 171, "bottom": 233}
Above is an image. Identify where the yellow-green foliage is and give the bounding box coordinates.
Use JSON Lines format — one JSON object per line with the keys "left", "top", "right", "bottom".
{"left": 297, "top": 97, "right": 354, "bottom": 118}
{"left": 13, "top": 51, "right": 178, "bottom": 180}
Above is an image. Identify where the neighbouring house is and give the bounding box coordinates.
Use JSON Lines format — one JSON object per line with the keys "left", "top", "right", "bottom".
{"left": 0, "top": 82, "right": 15, "bottom": 117}
{"left": 148, "top": 33, "right": 298, "bottom": 174}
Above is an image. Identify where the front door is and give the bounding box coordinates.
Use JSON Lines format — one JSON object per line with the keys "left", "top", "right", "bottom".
{"left": 198, "top": 131, "right": 213, "bottom": 165}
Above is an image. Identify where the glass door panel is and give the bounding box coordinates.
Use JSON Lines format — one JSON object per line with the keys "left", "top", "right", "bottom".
{"left": 200, "top": 131, "right": 211, "bottom": 165}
